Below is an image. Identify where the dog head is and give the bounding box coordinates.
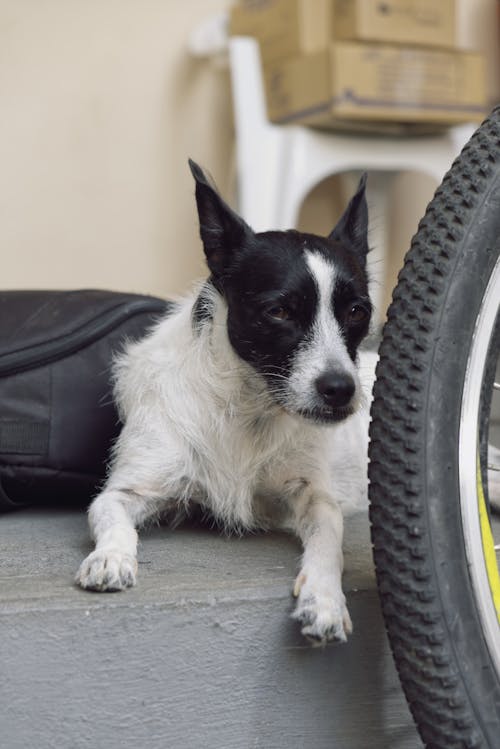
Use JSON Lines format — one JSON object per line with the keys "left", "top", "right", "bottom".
{"left": 189, "top": 159, "right": 371, "bottom": 424}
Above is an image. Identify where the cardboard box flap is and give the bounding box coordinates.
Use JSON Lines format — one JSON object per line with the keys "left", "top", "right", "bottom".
{"left": 334, "top": 0, "right": 456, "bottom": 48}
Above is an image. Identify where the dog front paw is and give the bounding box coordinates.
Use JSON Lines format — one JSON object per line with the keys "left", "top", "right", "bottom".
{"left": 291, "top": 571, "right": 352, "bottom": 645}
{"left": 75, "top": 549, "right": 137, "bottom": 592}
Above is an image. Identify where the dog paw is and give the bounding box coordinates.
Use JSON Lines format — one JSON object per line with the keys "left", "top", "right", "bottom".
{"left": 75, "top": 549, "right": 137, "bottom": 592}
{"left": 291, "top": 571, "right": 352, "bottom": 645}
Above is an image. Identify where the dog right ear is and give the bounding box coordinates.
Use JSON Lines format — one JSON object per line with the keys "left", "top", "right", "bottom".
{"left": 189, "top": 159, "right": 252, "bottom": 281}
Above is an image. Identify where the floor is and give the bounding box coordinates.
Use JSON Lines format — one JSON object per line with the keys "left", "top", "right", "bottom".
{"left": 0, "top": 507, "right": 422, "bottom": 749}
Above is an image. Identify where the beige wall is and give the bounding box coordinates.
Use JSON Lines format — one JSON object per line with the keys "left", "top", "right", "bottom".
{"left": 1, "top": 0, "right": 499, "bottom": 305}
{"left": 1, "top": 0, "right": 232, "bottom": 297}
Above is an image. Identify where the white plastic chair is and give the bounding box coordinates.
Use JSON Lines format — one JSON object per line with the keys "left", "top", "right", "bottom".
{"left": 189, "top": 18, "right": 475, "bottom": 319}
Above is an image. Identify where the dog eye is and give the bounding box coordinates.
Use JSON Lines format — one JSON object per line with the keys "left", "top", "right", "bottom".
{"left": 347, "top": 305, "right": 369, "bottom": 325}
{"left": 266, "top": 305, "right": 290, "bottom": 321}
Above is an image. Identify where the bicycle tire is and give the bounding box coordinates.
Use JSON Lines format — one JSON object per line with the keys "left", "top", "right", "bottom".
{"left": 369, "top": 106, "right": 500, "bottom": 749}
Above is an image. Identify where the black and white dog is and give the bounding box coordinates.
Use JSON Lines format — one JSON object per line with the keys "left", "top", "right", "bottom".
{"left": 76, "top": 161, "right": 376, "bottom": 644}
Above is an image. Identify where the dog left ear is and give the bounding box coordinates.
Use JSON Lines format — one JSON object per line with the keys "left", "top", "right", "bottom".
{"left": 189, "top": 159, "right": 252, "bottom": 282}
{"left": 328, "top": 173, "right": 369, "bottom": 265}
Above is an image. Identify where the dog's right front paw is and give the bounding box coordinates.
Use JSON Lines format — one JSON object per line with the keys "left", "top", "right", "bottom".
{"left": 75, "top": 550, "right": 137, "bottom": 592}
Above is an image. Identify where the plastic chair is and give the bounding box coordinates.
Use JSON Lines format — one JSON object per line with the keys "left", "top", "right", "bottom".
{"left": 188, "top": 18, "right": 475, "bottom": 319}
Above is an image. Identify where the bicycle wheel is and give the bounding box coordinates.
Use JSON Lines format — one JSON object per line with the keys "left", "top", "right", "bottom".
{"left": 369, "top": 106, "right": 500, "bottom": 749}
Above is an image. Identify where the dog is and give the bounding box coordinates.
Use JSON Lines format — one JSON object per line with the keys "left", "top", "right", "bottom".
{"left": 76, "top": 160, "right": 376, "bottom": 644}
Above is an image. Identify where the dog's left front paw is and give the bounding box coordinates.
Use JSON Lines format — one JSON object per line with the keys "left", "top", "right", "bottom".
{"left": 291, "top": 572, "right": 352, "bottom": 645}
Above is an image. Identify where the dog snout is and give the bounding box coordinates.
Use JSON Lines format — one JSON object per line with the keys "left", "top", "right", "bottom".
{"left": 315, "top": 371, "right": 355, "bottom": 408}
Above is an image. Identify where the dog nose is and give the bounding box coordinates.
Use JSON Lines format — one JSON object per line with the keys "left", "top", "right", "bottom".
{"left": 315, "top": 371, "right": 355, "bottom": 408}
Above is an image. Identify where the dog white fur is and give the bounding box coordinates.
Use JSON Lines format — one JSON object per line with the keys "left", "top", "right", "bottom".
{"left": 76, "top": 268, "right": 377, "bottom": 644}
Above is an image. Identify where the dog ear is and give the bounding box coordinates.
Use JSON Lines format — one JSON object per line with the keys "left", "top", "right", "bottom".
{"left": 189, "top": 159, "right": 252, "bottom": 281}
{"left": 328, "top": 173, "right": 369, "bottom": 264}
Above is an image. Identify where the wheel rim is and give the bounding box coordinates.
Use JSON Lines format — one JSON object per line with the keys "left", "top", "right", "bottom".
{"left": 459, "top": 252, "right": 500, "bottom": 677}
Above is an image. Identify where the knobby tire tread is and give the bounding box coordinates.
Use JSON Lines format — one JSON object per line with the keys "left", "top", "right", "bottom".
{"left": 368, "top": 107, "right": 500, "bottom": 749}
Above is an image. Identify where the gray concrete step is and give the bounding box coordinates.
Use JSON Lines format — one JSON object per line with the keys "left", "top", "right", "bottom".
{"left": 1, "top": 507, "right": 422, "bottom": 749}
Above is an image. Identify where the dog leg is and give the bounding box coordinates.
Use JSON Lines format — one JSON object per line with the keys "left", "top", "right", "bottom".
{"left": 76, "top": 487, "right": 158, "bottom": 592}
{"left": 289, "top": 487, "right": 351, "bottom": 645}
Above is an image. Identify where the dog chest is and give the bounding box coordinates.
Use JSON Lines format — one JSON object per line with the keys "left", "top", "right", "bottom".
{"left": 181, "top": 411, "right": 324, "bottom": 529}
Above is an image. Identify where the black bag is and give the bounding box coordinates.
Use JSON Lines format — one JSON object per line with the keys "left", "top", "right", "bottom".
{"left": 0, "top": 289, "right": 170, "bottom": 511}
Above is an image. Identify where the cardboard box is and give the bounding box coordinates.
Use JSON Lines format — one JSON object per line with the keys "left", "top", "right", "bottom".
{"left": 230, "top": 0, "right": 457, "bottom": 63}
{"left": 334, "top": 0, "right": 456, "bottom": 48}
{"left": 264, "top": 42, "right": 486, "bottom": 129}
{"left": 229, "top": 0, "right": 333, "bottom": 62}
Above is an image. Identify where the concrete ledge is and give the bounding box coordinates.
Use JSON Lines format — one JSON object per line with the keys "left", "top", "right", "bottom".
{"left": 0, "top": 508, "right": 422, "bottom": 749}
